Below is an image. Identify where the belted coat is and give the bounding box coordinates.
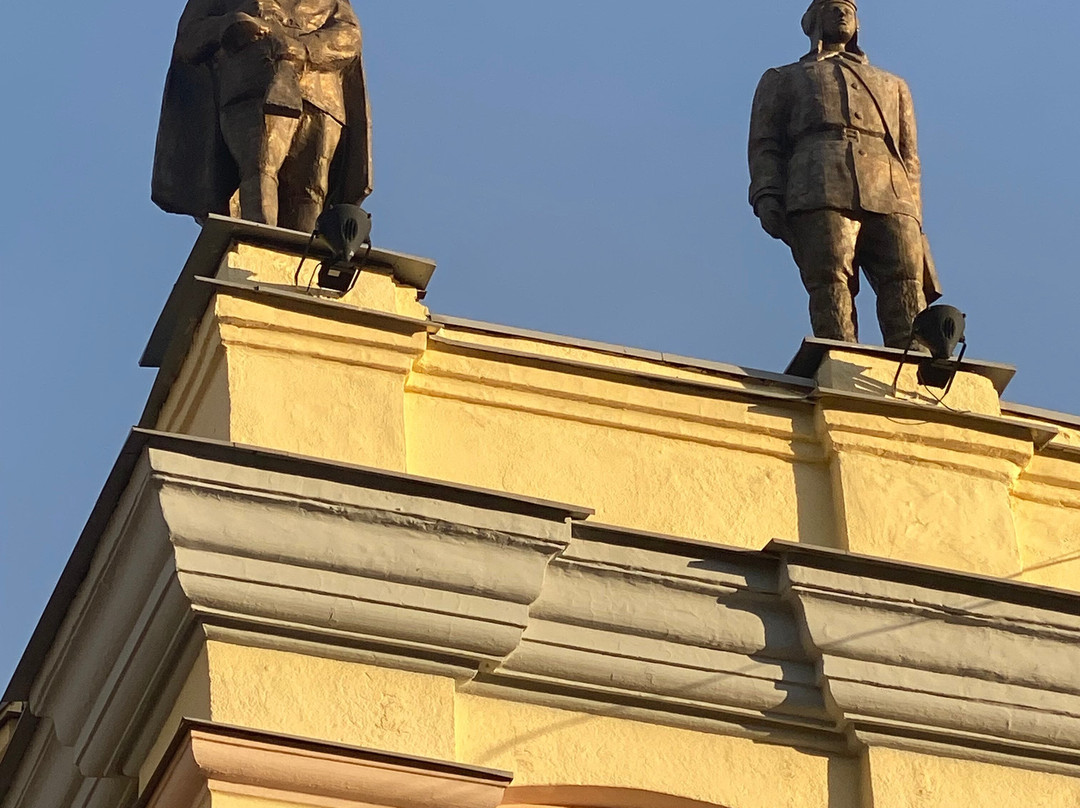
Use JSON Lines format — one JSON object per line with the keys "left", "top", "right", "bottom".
{"left": 748, "top": 53, "right": 922, "bottom": 224}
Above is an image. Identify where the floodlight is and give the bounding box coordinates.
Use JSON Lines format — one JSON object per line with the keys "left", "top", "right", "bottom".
{"left": 891, "top": 304, "right": 969, "bottom": 395}
{"left": 316, "top": 204, "right": 372, "bottom": 266}
{"left": 293, "top": 204, "right": 374, "bottom": 294}
{"left": 911, "top": 305, "right": 966, "bottom": 361}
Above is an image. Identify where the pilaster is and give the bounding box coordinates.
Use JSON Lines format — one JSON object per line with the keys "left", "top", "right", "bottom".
{"left": 788, "top": 340, "right": 1047, "bottom": 576}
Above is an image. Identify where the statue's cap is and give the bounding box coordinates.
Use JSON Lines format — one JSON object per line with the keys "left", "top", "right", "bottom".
{"left": 802, "top": 0, "right": 863, "bottom": 57}
{"left": 802, "top": 0, "right": 858, "bottom": 37}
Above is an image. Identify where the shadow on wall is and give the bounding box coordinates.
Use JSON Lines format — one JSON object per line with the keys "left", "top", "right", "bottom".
{"left": 745, "top": 401, "right": 839, "bottom": 550}
{"left": 829, "top": 756, "right": 863, "bottom": 808}
{"left": 503, "top": 774, "right": 862, "bottom": 808}
{"left": 502, "top": 786, "right": 730, "bottom": 808}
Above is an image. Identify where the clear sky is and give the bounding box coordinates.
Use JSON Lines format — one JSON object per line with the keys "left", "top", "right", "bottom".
{"left": 2, "top": 1, "right": 1080, "bottom": 688}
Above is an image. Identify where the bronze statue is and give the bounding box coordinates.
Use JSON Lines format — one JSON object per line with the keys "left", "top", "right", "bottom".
{"left": 749, "top": 0, "right": 941, "bottom": 347}
{"left": 153, "top": 0, "right": 373, "bottom": 232}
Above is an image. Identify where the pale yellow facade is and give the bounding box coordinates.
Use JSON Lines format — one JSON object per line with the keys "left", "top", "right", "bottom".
{"left": 156, "top": 238, "right": 1080, "bottom": 586}
{"left": 3, "top": 222, "right": 1079, "bottom": 808}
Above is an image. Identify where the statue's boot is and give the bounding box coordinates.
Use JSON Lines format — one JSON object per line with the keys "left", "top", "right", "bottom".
{"left": 808, "top": 282, "right": 859, "bottom": 343}
{"left": 877, "top": 279, "right": 926, "bottom": 349}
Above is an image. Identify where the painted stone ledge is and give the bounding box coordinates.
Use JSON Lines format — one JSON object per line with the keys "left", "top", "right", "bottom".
{"left": 141, "top": 720, "right": 511, "bottom": 808}
{"left": 7, "top": 430, "right": 1080, "bottom": 808}
{"left": 7, "top": 430, "right": 581, "bottom": 802}
{"left": 481, "top": 522, "right": 837, "bottom": 751}
{"left": 776, "top": 542, "right": 1080, "bottom": 776}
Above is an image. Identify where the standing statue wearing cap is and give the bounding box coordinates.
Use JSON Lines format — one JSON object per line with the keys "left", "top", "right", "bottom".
{"left": 749, "top": 0, "right": 941, "bottom": 347}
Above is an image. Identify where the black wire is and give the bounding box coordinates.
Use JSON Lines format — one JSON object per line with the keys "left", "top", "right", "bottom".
{"left": 891, "top": 335, "right": 916, "bottom": 394}
{"left": 293, "top": 238, "right": 373, "bottom": 295}
{"left": 305, "top": 261, "right": 322, "bottom": 293}
{"left": 342, "top": 241, "right": 374, "bottom": 295}
{"left": 293, "top": 230, "right": 319, "bottom": 287}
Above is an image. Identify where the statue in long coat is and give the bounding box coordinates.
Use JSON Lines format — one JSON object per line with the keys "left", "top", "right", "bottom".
{"left": 152, "top": 0, "right": 373, "bottom": 232}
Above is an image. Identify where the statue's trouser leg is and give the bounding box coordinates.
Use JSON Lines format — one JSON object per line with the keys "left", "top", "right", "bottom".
{"left": 857, "top": 214, "right": 926, "bottom": 349}
{"left": 220, "top": 101, "right": 300, "bottom": 227}
{"left": 787, "top": 210, "right": 862, "bottom": 342}
{"left": 278, "top": 107, "right": 344, "bottom": 233}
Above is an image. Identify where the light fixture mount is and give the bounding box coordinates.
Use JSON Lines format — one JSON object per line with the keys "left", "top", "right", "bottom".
{"left": 892, "top": 304, "right": 968, "bottom": 395}
{"left": 293, "top": 204, "right": 374, "bottom": 294}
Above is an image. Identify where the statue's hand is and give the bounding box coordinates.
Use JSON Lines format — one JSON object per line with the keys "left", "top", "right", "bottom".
{"left": 754, "top": 197, "right": 789, "bottom": 243}
{"left": 221, "top": 13, "right": 274, "bottom": 52}
{"left": 270, "top": 34, "right": 308, "bottom": 63}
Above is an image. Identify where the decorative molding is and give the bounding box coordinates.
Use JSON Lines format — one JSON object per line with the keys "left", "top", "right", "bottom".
{"left": 814, "top": 405, "right": 1036, "bottom": 485}
{"left": 778, "top": 550, "right": 1080, "bottom": 775}
{"left": 6, "top": 432, "right": 1080, "bottom": 808}
{"left": 141, "top": 721, "right": 511, "bottom": 808}
{"left": 482, "top": 523, "right": 836, "bottom": 750}
{"left": 411, "top": 335, "right": 821, "bottom": 465}
{"left": 216, "top": 295, "right": 427, "bottom": 376}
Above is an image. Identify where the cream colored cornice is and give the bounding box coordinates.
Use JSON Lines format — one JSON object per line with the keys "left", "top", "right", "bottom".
{"left": 140, "top": 721, "right": 511, "bottom": 808}
{"left": 5, "top": 431, "right": 1080, "bottom": 808}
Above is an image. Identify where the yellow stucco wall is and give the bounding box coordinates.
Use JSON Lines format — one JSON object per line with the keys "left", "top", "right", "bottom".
{"left": 204, "top": 642, "right": 456, "bottom": 761}
{"left": 456, "top": 696, "right": 857, "bottom": 808}
{"left": 141, "top": 641, "right": 851, "bottom": 808}
{"left": 136, "top": 240, "right": 1080, "bottom": 808}
{"left": 863, "top": 747, "right": 1080, "bottom": 807}
{"left": 140, "top": 640, "right": 1080, "bottom": 808}
{"left": 405, "top": 382, "right": 835, "bottom": 548}
{"left": 1012, "top": 448, "right": 1080, "bottom": 589}
{"left": 153, "top": 247, "right": 1080, "bottom": 590}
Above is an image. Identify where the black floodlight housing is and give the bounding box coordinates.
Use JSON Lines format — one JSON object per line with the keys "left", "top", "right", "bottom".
{"left": 317, "top": 204, "right": 372, "bottom": 265}
{"left": 912, "top": 305, "right": 966, "bottom": 361}
{"left": 293, "top": 204, "right": 373, "bottom": 294}
{"left": 891, "top": 304, "right": 968, "bottom": 395}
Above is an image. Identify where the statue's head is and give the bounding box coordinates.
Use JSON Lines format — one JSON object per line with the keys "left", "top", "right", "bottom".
{"left": 802, "top": 0, "right": 863, "bottom": 56}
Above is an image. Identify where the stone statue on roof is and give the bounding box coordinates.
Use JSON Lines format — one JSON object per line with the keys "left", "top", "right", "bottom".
{"left": 748, "top": 0, "right": 942, "bottom": 347}
{"left": 152, "top": 0, "right": 373, "bottom": 233}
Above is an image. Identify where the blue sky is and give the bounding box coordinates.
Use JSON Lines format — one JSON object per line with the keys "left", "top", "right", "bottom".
{"left": 2, "top": 1, "right": 1080, "bottom": 688}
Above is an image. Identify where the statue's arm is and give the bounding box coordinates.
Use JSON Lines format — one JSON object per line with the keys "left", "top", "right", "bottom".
{"left": 748, "top": 69, "right": 788, "bottom": 210}
{"left": 898, "top": 79, "right": 922, "bottom": 219}
{"left": 297, "top": 1, "right": 363, "bottom": 69}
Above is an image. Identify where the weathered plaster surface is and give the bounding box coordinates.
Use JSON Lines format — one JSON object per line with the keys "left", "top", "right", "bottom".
{"left": 8, "top": 231, "right": 1080, "bottom": 808}
{"left": 456, "top": 696, "right": 859, "bottom": 808}
{"left": 6, "top": 440, "right": 1079, "bottom": 808}
{"left": 206, "top": 644, "right": 456, "bottom": 761}
{"left": 143, "top": 238, "right": 1080, "bottom": 589}
{"left": 864, "top": 747, "right": 1080, "bottom": 807}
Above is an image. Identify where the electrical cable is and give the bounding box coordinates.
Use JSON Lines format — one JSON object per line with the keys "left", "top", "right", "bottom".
{"left": 293, "top": 229, "right": 320, "bottom": 287}
{"left": 342, "top": 242, "right": 373, "bottom": 295}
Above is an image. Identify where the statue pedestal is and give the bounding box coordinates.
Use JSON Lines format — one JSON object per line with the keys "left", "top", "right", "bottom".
{"left": 786, "top": 338, "right": 1015, "bottom": 418}
{"left": 787, "top": 339, "right": 1038, "bottom": 575}
{"left": 140, "top": 216, "right": 436, "bottom": 471}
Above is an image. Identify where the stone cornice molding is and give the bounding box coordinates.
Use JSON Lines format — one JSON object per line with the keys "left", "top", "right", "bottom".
{"left": 479, "top": 522, "right": 839, "bottom": 750}
{"left": 5, "top": 432, "right": 1080, "bottom": 808}
{"left": 140, "top": 721, "right": 511, "bottom": 808}
{"left": 773, "top": 542, "right": 1080, "bottom": 775}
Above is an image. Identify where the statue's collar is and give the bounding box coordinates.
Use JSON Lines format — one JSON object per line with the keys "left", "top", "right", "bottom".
{"left": 801, "top": 50, "right": 869, "bottom": 65}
